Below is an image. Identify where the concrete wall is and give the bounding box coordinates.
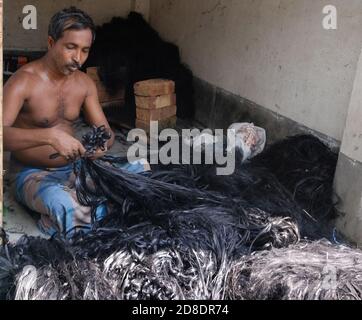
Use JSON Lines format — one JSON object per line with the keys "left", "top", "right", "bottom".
{"left": 340, "top": 46, "right": 362, "bottom": 164}
{"left": 335, "top": 48, "right": 362, "bottom": 246}
{"left": 149, "top": 0, "right": 362, "bottom": 141}
{"left": 4, "top": 0, "right": 132, "bottom": 51}
{"left": 193, "top": 76, "right": 340, "bottom": 149}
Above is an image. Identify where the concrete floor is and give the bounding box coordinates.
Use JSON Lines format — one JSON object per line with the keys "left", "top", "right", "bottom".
{"left": 3, "top": 171, "right": 44, "bottom": 243}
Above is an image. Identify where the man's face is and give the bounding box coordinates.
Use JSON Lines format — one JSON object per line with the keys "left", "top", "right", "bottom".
{"left": 48, "top": 28, "right": 93, "bottom": 76}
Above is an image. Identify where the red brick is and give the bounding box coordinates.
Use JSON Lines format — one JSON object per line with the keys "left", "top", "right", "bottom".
{"left": 136, "top": 105, "right": 177, "bottom": 122}
{"left": 135, "top": 94, "right": 176, "bottom": 110}
{"left": 135, "top": 116, "right": 177, "bottom": 133}
{"left": 134, "top": 79, "right": 175, "bottom": 97}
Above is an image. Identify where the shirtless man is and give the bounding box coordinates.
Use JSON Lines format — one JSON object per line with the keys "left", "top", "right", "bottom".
{"left": 3, "top": 7, "right": 147, "bottom": 236}
{"left": 4, "top": 7, "right": 114, "bottom": 167}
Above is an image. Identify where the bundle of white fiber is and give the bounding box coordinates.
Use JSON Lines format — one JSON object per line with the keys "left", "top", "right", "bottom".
{"left": 14, "top": 248, "right": 230, "bottom": 300}
{"left": 227, "top": 240, "right": 362, "bottom": 300}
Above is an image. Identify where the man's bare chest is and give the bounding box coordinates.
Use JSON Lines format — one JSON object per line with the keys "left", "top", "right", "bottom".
{"left": 21, "top": 84, "right": 86, "bottom": 127}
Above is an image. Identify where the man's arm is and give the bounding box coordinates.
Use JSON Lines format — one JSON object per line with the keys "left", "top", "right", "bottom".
{"left": 82, "top": 75, "right": 115, "bottom": 152}
{"left": 3, "top": 72, "right": 54, "bottom": 151}
{"left": 3, "top": 71, "right": 86, "bottom": 158}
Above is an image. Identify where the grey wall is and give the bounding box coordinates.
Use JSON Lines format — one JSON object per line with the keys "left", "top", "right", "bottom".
{"left": 4, "top": 0, "right": 132, "bottom": 51}
{"left": 340, "top": 46, "right": 362, "bottom": 163}
{"left": 149, "top": 0, "right": 362, "bottom": 141}
{"left": 334, "top": 48, "right": 362, "bottom": 245}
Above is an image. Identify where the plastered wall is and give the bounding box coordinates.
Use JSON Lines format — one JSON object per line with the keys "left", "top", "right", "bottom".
{"left": 150, "top": 0, "right": 362, "bottom": 141}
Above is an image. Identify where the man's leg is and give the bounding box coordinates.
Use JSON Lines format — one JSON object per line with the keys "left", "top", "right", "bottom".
{"left": 14, "top": 159, "right": 150, "bottom": 236}
{"left": 15, "top": 165, "right": 107, "bottom": 237}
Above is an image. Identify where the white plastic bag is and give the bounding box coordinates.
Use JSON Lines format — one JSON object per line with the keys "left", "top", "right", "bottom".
{"left": 228, "top": 123, "right": 266, "bottom": 161}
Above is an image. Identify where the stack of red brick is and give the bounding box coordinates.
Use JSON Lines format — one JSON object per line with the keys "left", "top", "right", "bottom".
{"left": 134, "top": 79, "right": 177, "bottom": 132}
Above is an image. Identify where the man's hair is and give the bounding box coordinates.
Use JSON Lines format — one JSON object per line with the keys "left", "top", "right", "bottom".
{"left": 48, "top": 7, "right": 96, "bottom": 43}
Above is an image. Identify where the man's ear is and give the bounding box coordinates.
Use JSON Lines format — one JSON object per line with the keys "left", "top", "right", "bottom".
{"left": 47, "top": 36, "right": 55, "bottom": 50}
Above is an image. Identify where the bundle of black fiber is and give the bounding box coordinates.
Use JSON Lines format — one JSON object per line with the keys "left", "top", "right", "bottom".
{"left": 84, "top": 11, "right": 194, "bottom": 119}
{"left": 75, "top": 157, "right": 227, "bottom": 215}
{"left": 72, "top": 126, "right": 300, "bottom": 256}
{"left": 149, "top": 161, "right": 329, "bottom": 240}
{"left": 233, "top": 166, "right": 328, "bottom": 240}
{"left": 82, "top": 125, "right": 112, "bottom": 155}
{"left": 227, "top": 240, "right": 362, "bottom": 300}
{"left": 93, "top": 205, "right": 300, "bottom": 257}
{"left": 252, "top": 135, "right": 338, "bottom": 223}
{"left": 66, "top": 201, "right": 299, "bottom": 265}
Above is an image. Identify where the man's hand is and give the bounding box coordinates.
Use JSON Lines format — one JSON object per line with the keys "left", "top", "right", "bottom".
{"left": 49, "top": 125, "right": 86, "bottom": 161}
{"left": 86, "top": 145, "right": 108, "bottom": 160}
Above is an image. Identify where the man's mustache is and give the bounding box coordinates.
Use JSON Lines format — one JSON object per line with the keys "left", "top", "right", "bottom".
{"left": 68, "top": 63, "right": 81, "bottom": 69}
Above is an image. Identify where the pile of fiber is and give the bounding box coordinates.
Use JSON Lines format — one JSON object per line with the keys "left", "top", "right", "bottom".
{"left": 84, "top": 12, "right": 194, "bottom": 120}
{"left": 0, "top": 210, "right": 299, "bottom": 300}
{"left": 10, "top": 246, "right": 230, "bottom": 300}
{"left": 1, "top": 133, "right": 360, "bottom": 300}
{"left": 227, "top": 240, "right": 362, "bottom": 300}
{"left": 252, "top": 135, "right": 339, "bottom": 224}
